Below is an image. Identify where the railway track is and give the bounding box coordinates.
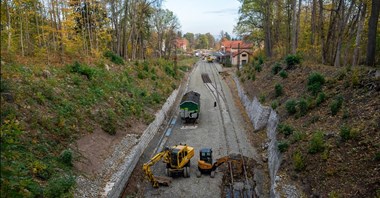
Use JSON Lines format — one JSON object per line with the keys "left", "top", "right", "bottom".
{"left": 201, "top": 61, "right": 254, "bottom": 198}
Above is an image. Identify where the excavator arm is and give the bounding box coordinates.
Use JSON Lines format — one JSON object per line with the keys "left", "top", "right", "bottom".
{"left": 142, "top": 149, "right": 171, "bottom": 188}
{"left": 211, "top": 156, "right": 230, "bottom": 171}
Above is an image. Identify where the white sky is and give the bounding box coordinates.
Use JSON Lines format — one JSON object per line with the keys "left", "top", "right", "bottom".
{"left": 162, "top": 0, "right": 241, "bottom": 38}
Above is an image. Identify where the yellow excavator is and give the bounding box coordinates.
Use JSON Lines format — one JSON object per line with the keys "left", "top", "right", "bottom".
{"left": 196, "top": 148, "right": 242, "bottom": 178}
{"left": 143, "top": 144, "right": 194, "bottom": 188}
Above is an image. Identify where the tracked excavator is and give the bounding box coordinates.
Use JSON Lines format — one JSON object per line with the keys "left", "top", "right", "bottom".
{"left": 143, "top": 144, "right": 194, "bottom": 188}
{"left": 196, "top": 148, "right": 242, "bottom": 178}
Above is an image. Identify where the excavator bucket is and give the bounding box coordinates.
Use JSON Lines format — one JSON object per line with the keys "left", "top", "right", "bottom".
{"left": 154, "top": 175, "right": 172, "bottom": 186}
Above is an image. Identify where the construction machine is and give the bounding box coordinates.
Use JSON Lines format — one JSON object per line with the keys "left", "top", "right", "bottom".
{"left": 196, "top": 148, "right": 242, "bottom": 178}
{"left": 143, "top": 144, "right": 194, "bottom": 188}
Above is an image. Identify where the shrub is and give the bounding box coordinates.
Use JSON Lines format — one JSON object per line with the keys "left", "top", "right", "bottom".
{"left": 143, "top": 61, "right": 149, "bottom": 72}
{"left": 340, "top": 125, "right": 351, "bottom": 141}
{"left": 285, "top": 99, "right": 297, "bottom": 115}
{"left": 271, "top": 63, "right": 282, "bottom": 75}
{"left": 278, "top": 123, "right": 294, "bottom": 136}
{"left": 351, "top": 68, "right": 360, "bottom": 86}
{"left": 164, "top": 65, "right": 176, "bottom": 77}
{"left": 0, "top": 77, "right": 10, "bottom": 93}
{"left": 375, "top": 152, "right": 380, "bottom": 161}
{"left": 278, "top": 141, "right": 289, "bottom": 152}
{"left": 32, "top": 160, "right": 51, "bottom": 180}
{"left": 104, "top": 51, "right": 124, "bottom": 65}
{"left": 274, "top": 83, "right": 283, "bottom": 97}
{"left": 259, "top": 94, "right": 266, "bottom": 103}
{"left": 316, "top": 92, "right": 326, "bottom": 106}
{"left": 292, "top": 131, "right": 306, "bottom": 143}
{"left": 285, "top": 54, "right": 302, "bottom": 67}
{"left": 257, "top": 55, "right": 264, "bottom": 65}
{"left": 59, "top": 149, "right": 73, "bottom": 166}
{"left": 70, "top": 62, "right": 97, "bottom": 80}
{"left": 271, "top": 100, "right": 279, "bottom": 110}
{"left": 255, "top": 64, "right": 262, "bottom": 72}
{"left": 330, "top": 95, "right": 343, "bottom": 116}
{"left": 248, "top": 73, "right": 256, "bottom": 81}
{"left": 298, "top": 98, "right": 308, "bottom": 116}
{"left": 342, "top": 108, "right": 350, "bottom": 119}
{"left": 151, "top": 92, "right": 162, "bottom": 104}
{"left": 236, "top": 70, "right": 241, "bottom": 77}
{"left": 308, "top": 72, "right": 325, "bottom": 85}
{"left": 44, "top": 175, "right": 75, "bottom": 198}
{"left": 137, "top": 71, "right": 146, "bottom": 79}
{"left": 307, "top": 72, "right": 325, "bottom": 96}
{"left": 308, "top": 131, "right": 325, "bottom": 154}
{"left": 293, "top": 150, "right": 305, "bottom": 171}
{"left": 279, "top": 70, "right": 288, "bottom": 78}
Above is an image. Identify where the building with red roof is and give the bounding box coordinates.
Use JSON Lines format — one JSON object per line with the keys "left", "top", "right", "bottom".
{"left": 175, "top": 38, "right": 189, "bottom": 52}
{"left": 220, "top": 40, "right": 253, "bottom": 66}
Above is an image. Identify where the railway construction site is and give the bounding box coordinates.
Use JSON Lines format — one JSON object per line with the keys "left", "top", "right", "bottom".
{"left": 121, "top": 60, "right": 269, "bottom": 197}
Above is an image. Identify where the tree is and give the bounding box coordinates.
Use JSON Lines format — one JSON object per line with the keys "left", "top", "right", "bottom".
{"left": 183, "top": 32, "right": 195, "bottom": 50}
{"left": 366, "top": 0, "right": 380, "bottom": 66}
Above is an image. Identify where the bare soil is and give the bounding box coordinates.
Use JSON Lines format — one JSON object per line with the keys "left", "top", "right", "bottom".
{"left": 73, "top": 118, "right": 146, "bottom": 177}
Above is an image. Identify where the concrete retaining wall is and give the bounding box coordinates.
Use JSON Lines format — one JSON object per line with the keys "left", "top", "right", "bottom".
{"left": 234, "top": 77, "right": 281, "bottom": 198}
{"left": 103, "top": 88, "right": 179, "bottom": 197}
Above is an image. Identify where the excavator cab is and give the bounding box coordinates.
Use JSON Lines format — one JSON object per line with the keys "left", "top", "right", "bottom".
{"left": 199, "top": 148, "right": 213, "bottom": 164}
{"left": 197, "top": 148, "right": 236, "bottom": 178}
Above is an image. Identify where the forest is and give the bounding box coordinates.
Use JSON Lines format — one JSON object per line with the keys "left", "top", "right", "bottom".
{"left": 0, "top": 0, "right": 221, "bottom": 63}
{"left": 235, "top": 0, "right": 379, "bottom": 67}
{"left": 1, "top": 0, "right": 378, "bottom": 66}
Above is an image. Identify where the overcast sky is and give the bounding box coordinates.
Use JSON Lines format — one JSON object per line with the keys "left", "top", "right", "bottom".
{"left": 162, "top": 0, "right": 241, "bottom": 38}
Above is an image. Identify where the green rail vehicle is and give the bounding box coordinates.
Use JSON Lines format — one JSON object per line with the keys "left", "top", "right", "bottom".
{"left": 179, "top": 91, "right": 200, "bottom": 123}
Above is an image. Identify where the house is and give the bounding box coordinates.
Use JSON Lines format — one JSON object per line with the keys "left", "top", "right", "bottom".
{"left": 220, "top": 40, "right": 253, "bottom": 66}
{"left": 175, "top": 38, "right": 189, "bottom": 52}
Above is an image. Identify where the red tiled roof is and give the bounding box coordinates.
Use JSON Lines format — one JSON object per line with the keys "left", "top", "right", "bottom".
{"left": 221, "top": 40, "right": 253, "bottom": 50}
{"left": 232, "top": 50, "right": 252, "bottom": 57}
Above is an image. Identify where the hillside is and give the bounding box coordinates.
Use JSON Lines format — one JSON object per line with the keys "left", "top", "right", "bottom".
{"left": 238, "top": 55, "right": 380, "bottom": 197}
{"left": 0, "top": 53, "right": 197, "bottom": 197}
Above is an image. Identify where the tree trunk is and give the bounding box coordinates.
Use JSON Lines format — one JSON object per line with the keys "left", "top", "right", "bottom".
{"left": 352, "top": 3, "right": 366, "bottom": 67}
{"left": 366, "top": 0, "right": 380, "bottom": 66}
{"left": 55, "top": 0, "right": 64, "bottom": 61}
{"left": 296, "top": 0, "right": 301, "bottom": 52}
{"left": 291, "top": 0, "right": 297, "bottom": 54}
{"left": 85, "top": 0, "right": 93, "bottom": 53}
{"left": 264, "top": 0, "right": 272, "bottom": 57}
{"left": 318, "top": 0, "right": 325, "bottom": 64}
{"left": 311, "top": 0, "right": 317, "bottom": 45}
{"left": 286, "top": 0, "right": 291, "bottom": 54}
{"left": 334, "top": 0, "right": 346, "bottom": 67}
{"left": 20, "top": 15, "right": 25, "bottom": 57}
{"left": 5, "top": 0, "right": 12, "bottom": 52}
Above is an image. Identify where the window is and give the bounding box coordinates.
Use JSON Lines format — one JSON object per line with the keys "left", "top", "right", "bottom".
{"left": 242, "top": 53, "right": 247, "bottom": 57}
